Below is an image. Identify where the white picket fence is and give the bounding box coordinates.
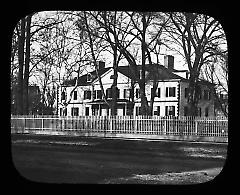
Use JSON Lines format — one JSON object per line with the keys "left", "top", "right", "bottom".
{"left": 11, "top": 115, "right": 228, "bottom": 138}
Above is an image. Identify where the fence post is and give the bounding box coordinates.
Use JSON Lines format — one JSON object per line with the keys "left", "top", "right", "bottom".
{"left": 23, "top": 117, "right": 26, "bottom": 133}
{"left": 42, "top": 118, "right": 44, "bottom": 131}
{"left": 195, "top": 119, "right": 198, "bottom": 136}
{"left": 109, "top": 116, "right": 112, "bottom": 133}
{"left": 163, "top": 117, "right": 167, "bottom": 135}
{"left": 134, "top": 117, "right": 137, "bottom": 134}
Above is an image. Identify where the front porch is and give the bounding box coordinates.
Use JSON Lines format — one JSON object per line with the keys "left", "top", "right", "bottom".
{"left": 88, "top": 99, "right": 134, "bottom": 116}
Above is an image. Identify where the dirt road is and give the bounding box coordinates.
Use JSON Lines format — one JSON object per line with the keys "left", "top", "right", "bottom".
{"left": 11, "top": 134, "right": 227, "bottom": 184}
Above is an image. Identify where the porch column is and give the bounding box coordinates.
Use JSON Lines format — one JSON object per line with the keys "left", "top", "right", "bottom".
{"left": 99, "top": 104, "right": 101, "bottom": 116}
{"left": 125, "top": 103, "right": 127, "bottom": 116}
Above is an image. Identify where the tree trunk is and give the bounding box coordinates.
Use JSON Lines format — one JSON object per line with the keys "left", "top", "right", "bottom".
{"left": 111, "top": 48, "right": 118, "bottom": 116}
{"left": 146, "top": 44, "right": 157, "bottom": 116}
{"left": 187, "top": 71, "right": 200, "bottom": 116}
{"left": 83, "top": 11, "right": 110, "bottom": 109}
{"left": 23, "top": 15, "right": 32, "bottom": 115}
{"left": 17, "top": 18, "right": 26, "bottom": 115}
{"left": 149, "top": 78, "right": 158, "bottom": 115}
{"left": 140, "top": 14, "right": 149, "bottom": 116}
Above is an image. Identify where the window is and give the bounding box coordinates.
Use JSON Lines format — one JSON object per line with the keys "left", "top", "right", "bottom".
{"left": 63, "top": 108, "right": 67, "bottom": 116}
{"left": 151, "top": 88, "right": 161, "bottom": 98}
{"left": 204, "top": 90, "right": 211, "bottom": 100}
{"left": 93, "top": 90, "right": 102, "bottom": 99}
{"left": 93, "top": 90, "right": 96, "bottom": 99}
{"left": 106, "top": 88, "right": 112, "bottom": 98}
{"left": 84, "top": 90, "right": 91, "bottom": 99}
{"left": 61, "top": 91, "right": 66, "bottom": 100}
{"left": 116, "top": 88, "right": 120, "bottom": 99}
{"left": 185, "top": 88, "right": 189, "bottom": 98}
{"left": 73, "top": 91, "right": 77, "bottom": 100}
{"left": 169, "top": 106, "right": 175, "bottom": 116}
{"left": 124, "top": 89, "right": 130, "bottom": 99}
{"left": 205, "top": 107, "right": 209, "bottom": 117}
{"left": 197, "top": 107, "right": 202, "bottom": 117}
{"left": 126, "top": 104, "right": 133, "bottom": 115}
{"left": 71, "top": 107, "right": 79, "bottom": 116}
{"left": 169, "top": 87, "right": 176, "bottom": 97}
{"left": 124, "top": 88, "right": 133, "bottom": 99}
{"left": 185, "top": 88, "right": 201, "bottom": 100}
{"left": 157, "top": 88, "right": 161, "bottom": 98}
{"left": 106, "top": 88, "right": 119, "bottom": 99}
{"left": 136, "top": 106, "right": 141, "bottom": 116}
{"left": 166, "top": 87, "right": 176, "bottom": 97}
{"left": 92, "top": 107, "right": 101, "bottom": 116}
{"left": 87, "top": 73, "right": 92, "bottom": 82}
{"left": 197, "top": 88, "right": 202, "bottom": 100}
{"left": 85, "top": 107, "right": 89, "bottom": 116}
{"left": 136, "top": 88, "right": 140, "bottom": 98}
{"left": 165, "top": 106, "right": 175, "bottom": 116}
{"left": 123, "top": 106, "right": 126, "bottom": 116}
{"left": 165, "top": 106, "right": 168, "bottom": 116}
{"left": 96, "top": 90, "right": 102, "bottom": 99}
{"left": 154, "top": 106, "right": 160, "bottom": 116}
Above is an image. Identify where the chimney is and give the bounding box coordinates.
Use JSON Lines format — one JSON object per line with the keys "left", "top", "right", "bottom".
{"left": 97, "top": 61, "right": 105, "bottom": 70}
{"left": 164, "top": 55, "right": 174, "bottom": 70}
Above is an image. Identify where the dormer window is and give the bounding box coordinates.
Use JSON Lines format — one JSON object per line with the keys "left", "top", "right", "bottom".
{"left": 87, "top": 73, "right": 92, "bottom": 82}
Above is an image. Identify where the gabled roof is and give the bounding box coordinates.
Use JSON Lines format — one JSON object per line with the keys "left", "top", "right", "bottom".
{"left": 118, "top": 64, "right": 186, "bottom": 81}
{"left": 62, "top": 67, "right": 111, "bottom": 86}
{"left": 61, "top": 63, "right": 213, "bottom": 86}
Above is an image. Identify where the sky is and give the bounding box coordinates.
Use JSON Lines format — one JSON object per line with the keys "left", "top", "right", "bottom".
{"left": 27, "top": 11, "right": 227, "bottom": 91}
{"left": 28, "top": 11, "right": 189, "bottom": 88}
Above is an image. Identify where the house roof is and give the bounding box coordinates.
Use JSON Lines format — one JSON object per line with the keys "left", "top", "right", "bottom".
{"left": 117, "top": 64, "right": 187, "bottom": 81}
{"left": 62, "top": 67, "right": 111, "bottom": 86}
{"left": 61, "top": 63, "right": 213, "bottom": 86}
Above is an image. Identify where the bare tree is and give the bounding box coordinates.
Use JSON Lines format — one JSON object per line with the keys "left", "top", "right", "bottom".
{"left": 23, "top": 14, "right": 32, "bottom": 114}
{"left": 16, "top": 17, "right": 26, "bottom": 115}
{"left": 164, "top": 12, "right": 227, "bottom": 116}
{"left": 111, "top": 12, "right": 167, "bottom": 115}
{"left": 85, "top": 11, "right": 129, "bottom": 115}
{"left": 81, "top": 11, "right": 110, "bottom": 107}
{"left": 201, "top": 50, "right": 228, "bottom": 117}
{"left": 12, "top": 11, "right": 67, "bottom": 115}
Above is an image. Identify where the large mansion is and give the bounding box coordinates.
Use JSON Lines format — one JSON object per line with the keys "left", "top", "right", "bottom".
{"left": 58, "top": 55, "right": 215, "bottom": 117}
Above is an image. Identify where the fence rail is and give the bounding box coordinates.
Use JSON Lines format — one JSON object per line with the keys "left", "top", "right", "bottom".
{"left": 11, "top": 115, "right": 228, "bottom": 138}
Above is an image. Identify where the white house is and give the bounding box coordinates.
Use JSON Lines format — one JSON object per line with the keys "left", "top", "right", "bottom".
{"left": 58, "top": 56, "right": 215, "bottom": 117}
